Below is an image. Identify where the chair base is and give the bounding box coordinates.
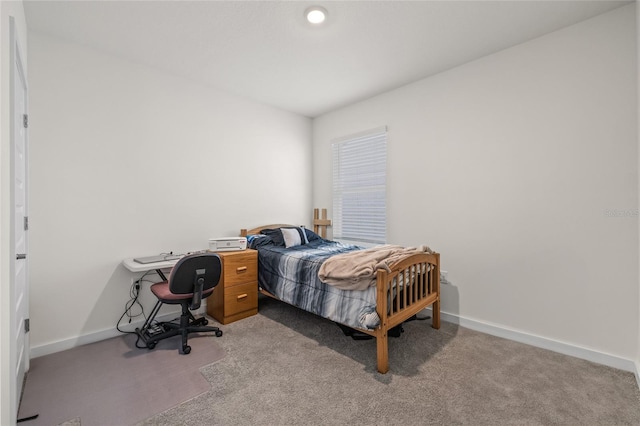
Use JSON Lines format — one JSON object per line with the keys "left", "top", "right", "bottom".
{"left": 135, "top": 301, "right": 223, "bottom": 354}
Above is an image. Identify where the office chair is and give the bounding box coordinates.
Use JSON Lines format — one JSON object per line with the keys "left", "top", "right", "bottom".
{"left": 135, "top": 253, "right": 223, "bottom": 354}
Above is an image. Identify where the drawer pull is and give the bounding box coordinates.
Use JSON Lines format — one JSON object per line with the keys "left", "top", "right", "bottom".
{"left": 237, "top": 293, "right": 248, "bottom": 300}
{"left": 236, "top": 266, "right": 247, "bottom": 273}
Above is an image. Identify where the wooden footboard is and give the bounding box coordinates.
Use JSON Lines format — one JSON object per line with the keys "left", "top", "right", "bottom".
{"left": 358, "top": 252, "right": 441, "bottom": 373}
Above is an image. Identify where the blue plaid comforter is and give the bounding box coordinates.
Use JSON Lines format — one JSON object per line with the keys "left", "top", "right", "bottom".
{"left": 255, "top": 239, "right": 379, "bottom": 330}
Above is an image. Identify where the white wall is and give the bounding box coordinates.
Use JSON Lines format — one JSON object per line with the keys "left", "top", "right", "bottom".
{"left": 27, "top": 33, "right": 312, "bottom": 356}
{"left": 314, "top": 5, "right": 638, "bottom": 365}
{"left": 1, "top": 0, "right": 28, "bottom": 423}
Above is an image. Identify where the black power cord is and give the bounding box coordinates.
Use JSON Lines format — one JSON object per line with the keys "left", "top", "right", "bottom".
{"left": 116, "top": 279, "right": 145, "bottom": 334}
{"left": 116, "top": 278, "right": 152, "bottom": 349}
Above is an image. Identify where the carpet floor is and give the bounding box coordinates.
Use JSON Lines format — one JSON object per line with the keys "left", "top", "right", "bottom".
{"left": 18, "top": 332, "right": 226, "bottom": 426}
{"left": 139, "top": 296, "right": 640, "bottom": 426}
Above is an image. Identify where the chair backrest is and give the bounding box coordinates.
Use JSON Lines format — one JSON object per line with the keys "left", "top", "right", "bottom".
{"left": 168, "top": 253, "right": 222, "bottom": 309}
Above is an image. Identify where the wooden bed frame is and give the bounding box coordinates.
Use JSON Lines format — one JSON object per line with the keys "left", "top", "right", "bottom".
{"left": 240, "top": 222, "right": 441, "bottom": 374}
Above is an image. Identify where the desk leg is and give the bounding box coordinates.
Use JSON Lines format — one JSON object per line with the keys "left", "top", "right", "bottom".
{"left": 138, "top": 300, "right": 162, "bottom": 334}
{"left": 138, "top": 268, "right": 168, "bottom": 332}
{"left": 134, "top": 267, "right": 170, "bottom": 348}
{"left": 156, "top": 269, "right": 168, "bottom": 281}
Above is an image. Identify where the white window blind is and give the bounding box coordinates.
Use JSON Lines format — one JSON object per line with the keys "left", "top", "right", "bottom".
{"left": 332, "top": 127, "right": 387, "bottom": 244}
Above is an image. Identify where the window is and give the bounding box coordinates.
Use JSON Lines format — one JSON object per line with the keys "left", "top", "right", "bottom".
{"left": 332, "top": 126, "right": 387, "bottom": 244}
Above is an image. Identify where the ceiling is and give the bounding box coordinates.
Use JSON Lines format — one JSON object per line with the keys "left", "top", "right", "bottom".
{"left": 24, "top": 0, "right": 632, "bottom": 118}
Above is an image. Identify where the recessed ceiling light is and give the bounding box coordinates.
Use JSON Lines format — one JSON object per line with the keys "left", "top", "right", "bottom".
{"left": 305, "top": 6, "right": 327, "bottom": 25}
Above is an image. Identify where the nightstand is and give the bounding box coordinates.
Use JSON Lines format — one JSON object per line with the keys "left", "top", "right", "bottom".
{"left": 207, "top": 249, "right": 258, "bottom": 324}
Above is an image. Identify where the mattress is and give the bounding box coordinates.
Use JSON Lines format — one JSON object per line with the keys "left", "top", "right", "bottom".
{"left": 253, "top": 239, "right": 380, "bottom": 330}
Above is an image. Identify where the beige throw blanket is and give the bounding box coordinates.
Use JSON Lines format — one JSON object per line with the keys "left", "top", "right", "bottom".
{"left": 318, "top": 244, "right": 433, "bottom": 291}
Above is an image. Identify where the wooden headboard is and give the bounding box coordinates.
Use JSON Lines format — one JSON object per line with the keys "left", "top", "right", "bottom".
{"left": 240, "top": 208, "right": 332, "bottom": 238}
{"left": 240, "top": 224, "right": 295, "bottom": 237}
{"left": 312, "top": 208, "right": 331, "bottom": 238}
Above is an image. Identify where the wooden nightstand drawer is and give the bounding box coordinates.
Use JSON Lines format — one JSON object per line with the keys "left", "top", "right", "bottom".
{"left": 207, "top": 249, "right": 258, "bottom": 325}
{"left": 224, "top": 282, "right": 258, "bottom": 317}
{"left": 223, "top": 251, "right": 257, "bottom": 286}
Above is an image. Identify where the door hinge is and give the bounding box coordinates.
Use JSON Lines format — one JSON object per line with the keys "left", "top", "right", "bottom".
{"left": 23, "top": 114, "right": 28, "bottom": 128}
{"left": 24, "top": 318, "right": 30, "bottom": 333}
{"left": 24, "top": 216, "right": 28, "bottom": 231}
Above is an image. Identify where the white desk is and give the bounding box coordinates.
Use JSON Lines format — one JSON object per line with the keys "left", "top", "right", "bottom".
{"left": 122, "top": 257, "right": 180, "bottom": 281}
{"left": 122, "top": 258, "right": 180, "bottom": 273}
{"left": 123, "top": 251, "right": 209, "bottom": 279}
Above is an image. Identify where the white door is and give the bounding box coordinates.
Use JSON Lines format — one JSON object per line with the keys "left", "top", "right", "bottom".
{"left": 12, "top": 22, "right": 29, "bottom": 406}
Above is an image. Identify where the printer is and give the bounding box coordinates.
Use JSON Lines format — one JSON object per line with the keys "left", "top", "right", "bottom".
{"left": 208, "top": 237, "right": 247, "bottom": 252}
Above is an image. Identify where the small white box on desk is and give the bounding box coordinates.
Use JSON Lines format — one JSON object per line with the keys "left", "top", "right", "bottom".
{"left": 208, "top": 237, "right": 247, "bottom": 252}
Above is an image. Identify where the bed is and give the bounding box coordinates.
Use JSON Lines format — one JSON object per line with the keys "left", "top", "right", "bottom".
{"left": 240, "top": 223, "right": 441, "bottom": 374}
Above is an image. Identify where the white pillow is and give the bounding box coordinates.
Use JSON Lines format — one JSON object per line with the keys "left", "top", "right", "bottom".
{"left": 281, "top": 227, "right": 302, "bottom": 248}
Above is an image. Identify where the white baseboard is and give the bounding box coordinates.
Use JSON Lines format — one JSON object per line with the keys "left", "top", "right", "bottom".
{"left": 423, "top": 308, "right": 637, "bottom": 374}
{"left": 30, "top": 307, "right": 208, "bottom": 359}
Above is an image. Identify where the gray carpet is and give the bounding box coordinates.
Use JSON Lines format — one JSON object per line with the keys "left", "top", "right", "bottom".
{"left": 140, "top": 296, "right": 640, "bottom": 426}
{"left": 18, "top": 332, "right": 226, "bottom": 426}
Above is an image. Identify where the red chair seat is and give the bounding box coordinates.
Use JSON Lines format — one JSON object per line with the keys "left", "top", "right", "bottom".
{"left": 151, "top": 281, "right": 214, "bottom": 303}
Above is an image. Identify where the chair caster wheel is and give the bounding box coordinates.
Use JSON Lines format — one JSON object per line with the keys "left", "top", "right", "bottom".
{"left": 147, "top": 343, "right": 156, "bottom": 350}
{"left": 180, "top": 345, "right": 191, "bottom": 354}
{"left": 202, "top": 319, "right": 209, "bottom": 325}
{"left": 215, "top": 330, "right": 223, "bottom": 337}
